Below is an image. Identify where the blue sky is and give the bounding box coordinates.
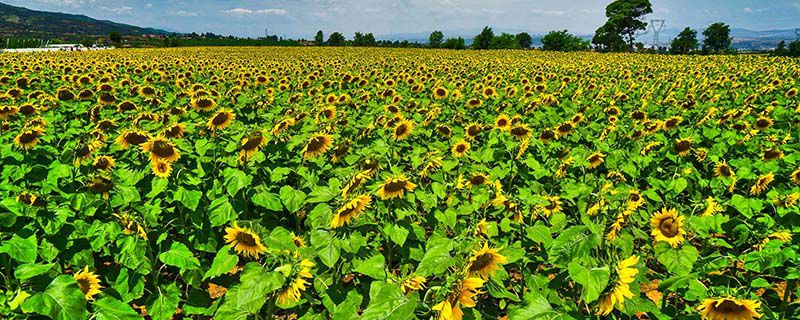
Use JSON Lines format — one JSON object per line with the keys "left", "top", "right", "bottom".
{"left": 5, "top": 0, "right": 800, "bottom": 39}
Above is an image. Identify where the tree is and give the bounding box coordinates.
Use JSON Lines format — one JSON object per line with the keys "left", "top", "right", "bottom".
{"left": 314, "top": 30, "right": 324, "bottom": 45}
{"left": 542, "top": 30, "right": 590, "bottom": 51}
{"left": 594, "top": 0, "right": 652, "bottom": 51}
{"left": 441, "top": 37, "right": 466, "bottom": 49}
{"left": 702, "top": 22, "right": 732, "bottom": 53}
{"left": 489, "top": 33, "right": 519, "bottom": 49}
{"left": 670, "top": 27, "right": 698, "bottom": 54}
{"left": 428, "top": 31, "right": 444, "bottom": 48}
{"left": 788, "top": 40, "right": 800, "bottom": 57}
{"left": 592, "top": 23, "right": 627, "bottom": 52}
{"left": 327, "top": 32, "right": 346, "bottom": 46}
{"left": 472, "top": 26, "right": 494, "bottom": 50}
{"left": 109, "top": 31, "right": 122, "bottom": 46}
{"left": 515, "top": 32, "right": 533, "bottom": 49}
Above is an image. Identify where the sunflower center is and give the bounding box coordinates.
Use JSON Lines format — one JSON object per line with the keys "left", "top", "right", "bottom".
{"left": 196, "top": 98, "right": 213, "bottom": 109}
{"left": 306, "top": 136, "right": 327, "bottom": 152}
{"left": 764, "top": 150, "right": 781, "bottom": 160}
{"left": 384, "top": 180, "right": 406, "bottom": 193}
{"left": 541, "top": 130, "right": 555, "bottom": 140}
{"left": 77, "top": 145, "right": 91, "bottom": 157}
{"left": 151, "top": 141, "right": 175, "bottom": 158}
{"left": 18, "top": 132, "right": 38, "bottom": 144}
{"left": 545, "top": 200, "right": 558, "bottom": 210}
{"left": 96, "top": 158, "right": 110, "bottom": 169}
{"left": 125, "top": 132, "right": 149, "bottom": 145}
{"left": 659, "top": 217, "right": 680, "bottom": 237}
{"left": 20, "top": 105, "right": 36, "bottom": 115}
{"left": 76, "top": 277, "right": 91, "bottom": 294}
{"left": 470, "top": 175, "right": 486, "bottom": 185}
{"left": 716, "top": 300, "right": 747, "bottom": 313}
{"left": 156, "top": 162, "right": 169, "bottom": 173}
{"left": 438, "top": 126, "right": 451, "bottom": 135}
{"left": 456, "top": 144, "right": 467, "bottom": 153}
{"left": 511, "top": 127, "right": 530, "bottom": 137}
{"left": 395, "top": 124, "right": 408, "bottom": 136}
{"left": 470, "top": 253, "right": 494, "bottom": 271}
{"left": 467, "top": 126, "right": 480, "bottom": 136}
{"left": 243, "top": 135, "right": 263, "bottom": 151}
{"left": 558, "top": 123, "right": 573, "bottom": 133}
{"left": 497, "top": 119, "right": 508, "bottom": 127}
{"left": 235, "top": 232, "right": 257, "bottom": 246}
{"left": 676, "top": 140, "right": 691, "bottom": 152}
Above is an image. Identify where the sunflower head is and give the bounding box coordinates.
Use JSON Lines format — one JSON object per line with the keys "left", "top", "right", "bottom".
{"left": 208, "top": 109, "right": 235, "bottom": 131}
{"left": 377, "top": 175, "right": 417, "bottom": 200}
{"left": 392, "top": 120, "right": 414, "bottom": 141}
{"left": 224, "top": 223, "right": 267, "bottom": 259}
{"left": 698, "top": 297, "right": 761, "bottom": 320}
{"left": 467, "top": 243, "right": 508, "bottom": 279}
{"left": 674, "top": 138, "right": 692, "bottom": 157}
{"left": 73, "top": 266, "right": 103, "bottom": 300}
{"left": 303, "top": 134, "right": 333, "bottom": 159}
{"left": 451, "top": 140, "right": 470, "bottom": 158}
{"left": 142, "top": 136, "right": 180, "bottom": 163}
{"left": 650, "top": 207, "right": 686, "bottom": 248}
{"left": 331, "top": 195, "right": 372, "bottom": 228}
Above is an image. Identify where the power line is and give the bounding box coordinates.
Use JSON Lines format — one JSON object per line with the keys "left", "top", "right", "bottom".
{"left": 651, "top": 20, "right": 665, "bottom": 48}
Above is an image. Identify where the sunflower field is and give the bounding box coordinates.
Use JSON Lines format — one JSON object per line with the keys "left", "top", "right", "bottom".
{"left": 0, "top": 47, "right": 799, "bottom": 320}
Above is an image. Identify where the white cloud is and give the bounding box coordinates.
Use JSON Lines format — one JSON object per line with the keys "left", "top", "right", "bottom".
{"left": 100, "top": 6, "right": 133, "bottom": 15}
{"left": 223, "top": 8, "right": 289, "bottom": 15}
{"left": 172, "top": 10, "right": 198, "bottom": 17}
{"left": 743, "top": 7, "right": 753, "bottom": 13}
{"left": 530, "top": 9, "right": 566, "bottom": 16}
{"left": 655, "top": 7, "right": 670, "bottom": 14}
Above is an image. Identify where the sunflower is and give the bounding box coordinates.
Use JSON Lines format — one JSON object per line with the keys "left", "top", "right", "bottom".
{"left": 749, "top": 172, "right": 774, "bottom": 195}
{"left": 240, "top": 131, "right": 266, "bottom": 162}
{"left": 494, "top": 114, "right": 511, "bottom": 131}
{"left": 715, "top": 161, "right": 734, "bottom": 178}
{"left": 468, "top": 173, "right": 489, "bottom": 187}
{"left": 791, "top": 168, "right": 800, "bottom": 185}
{"left": 539, "top": 195, "right": 562, "bottom": 217}
{"left": 208, "top": 109, "right": 235, "bottom": 131}
{"left": 331, "top": 195, "right": 372, "bottom": 228}
{"left": 596, "top": 255, "right": 639, "bottom": 316}
{"left": 141, "top": 136, "right": 180, "bottom": 163}
{"left": 191, "top": 97, "right": 216, "bottom": 111}
{"left": 466, "top": 243, "right": 508, "bottom": 279}
{"left": 115, "top": 130, "right": 151, "bottom": 149}
{"left": 466, "top": 98, "right": 483, "bottom": 109}
{"left": 272, "top": 118, "right": 295, "bottom": 136}
{"left": 757, "top": 231, "right": 792, "bottom": 250}
{"left": 93, "top": 155, "right": 116, "bottom": 171}
{"left": 539, "top": 128, "right": 556, "bottom": 142}
{"left": 89, "top": 175, "right": 113, "bottom": 199}
{"left": 509, "top": 124, "right": 531, "bottom": 139}
{"left": 675, "top": 138, "right": 692, "bottom": 157}
{"left": 400, "top": 276, "right": 427, "bottom": 294}
{"left": 786, "top": 87, "right": 798, "bottom": 98}
{"left": 377, "top": 175, "right": 417, "bottom": 200}
{"left": 702, "top": 197, "right": 723, "bottom": 216}
{"left": 587, "top": 152, "right": 605, "bottom": 169}
{"left": 556, "top": 121, "right": 574, "bottom": 137}
{"left": 761, "top": 148, "right": 784, "bottom": 161}
{"left": 698, "top": 297, "right": 761, "bottom": 320}
{"left": 74, "top": 140, "right": 103, "bottom": 166}
{"left": 276, "top": 259, "right": 314, "bottom": 307}
{"left": 73, "top": 266, "right": 103, "bottom": 300}
{"left": 650, "top": 207, "right": 686, "bottom": 248}
{"left": 151, "top": 160, "right": 172, "bottom": 178}
{"left": 392, "top": 119, "right": 414, "bottom": 141}
{"left": 433, "top": 87, "right": 449, "bottom": 100}
{"left": 432, "top": 277, "right": 485, "bottom": 320}
{"left": 663, "top": 116, "right": 683, "bottom": 130}
{"left": 224, "top": 223, "right": 267, "bottom": 259}
{"left": 303, "top": 134, "right": 333, "bottom": 159}
{"left": 14, "top": 127, "right": 44, "bottom": 150}
{"left": 754, "top": 115, "right": 773, "bottom": 130}
{"left": 451, "top": 140, "right": 470, "bottom": 158}
{"left": 342, "top": 170, "right": 371, "bottom": 198}
{"left": 162, "top": 123, "right": 187, "bottom": 139}
{"left": 465, "top": 123, "right": 482, "bottom": 139}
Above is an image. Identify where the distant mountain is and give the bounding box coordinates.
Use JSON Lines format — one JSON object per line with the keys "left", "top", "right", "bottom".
{"left": 0, "top": 2, "right": 168, "bottom": 38}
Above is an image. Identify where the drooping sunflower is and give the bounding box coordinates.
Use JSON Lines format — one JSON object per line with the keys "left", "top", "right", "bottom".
{"left": 539, "top": 128, "right": 556, "bottom": 142}
{"left": 88, "top": 175, "right": 113, "bottom": 199}
{"left": 596, "top": 255, "right": 639, "bottom": 316}
{"left": 208, "top": 109, "right": 235, "bottom": 131}
{"left": 151, "top": 160, "right": 172, "bottom": 178}
{"left": 224, "top": 223, "right": 267, "bottom": 259}
{"left": 791, "top": 168, "right": 800, "bottom": 185}
{"left": 750, "top": 172, "right": 774, "bottom": 195}
{"left": 451, "top": 139, "right": 470, "bottom": 158}
{"left": 467, "top": 173, "right": 489, "bottom": 187}
{"left": 650, "top": 207, "right": 686, "bottom": 248}
{"left": 14, "top": 127, "right": 45, "bottom": 150}
{"left": 162, "top": 123, "right": 187, "bottom": 139}
{"left": 191, "top": 97, "right": 217, "bottom": 112}
{"left": 115, "top": 129, "right": 151, "bottom": 149}
{"left": 761, "top": 148, "right": 784, "bottom": 161}
{"left": 400, "top": 276, "right": 427, "bottom": 294}
{"left": 698, "top": 297, "right": 761, "bottom": 320}
{"left": 73, "top": 266, "right": 103, "bottom": 300}
{"left": 342, "top": 170, "right": 371, "bottom": 198}
{"left": 392, "top": 119, "right": 414, "bottom": 141}
{"left": 466, "top": 243, "right": 508, "bottom": 279}
{"left": 675, "top": 138, "right": 692, "bottom": 157}
{"left": 494, "top": 114, "right": 511, "bottom": 131}
{"left": 74, "top": 140, "right": 104, "bottom": 166}
{"left": 702, "top": 197, "right": 723, "bottom": 216}
{"left": 465, "top": 123, "right": 482, "bottom": 140}
{"left": 715, "top": 161, "right": 734, "bottom": 178}
{"left": 141, "top": 136, "right": 180, "bottom": 163}
{"left": 93, "top": 155, "right": 116, "bottom": 171}
{"left": 302, "top": 134, "right": 333, "bottom": 159}
{"left": 757, "top": 231, "right": 792, "bottom": 250}
{"left": 432, "top": 277, "right": 485, "bottom": 320}
{"left": 377, "top": 175, "right": 417, "bottom": 200}
{"left": 539, "top": 195, "right": 563, "bottom": 217}
{"left": 587, "top": 152, "right": 605, "bottom": 169}
{"left": 510, "top": 124, "right": 531, "bottom": 139}
{"left": 239, "top": 131, "right": 266, "bottom": 162}
{"left": 276, "top": 259, "right": 315, "bottom": 307}
{"left": 272, "top": 118, "right": 295, "bottom": 136}
{"left": 556, "top": 121, "right": 575, "bottom": 138}
{"left": 663, "top": 116, "right": 683, "bottom": 130}
{"left": 331, "top": 195, "right": 372, "bottom": 228}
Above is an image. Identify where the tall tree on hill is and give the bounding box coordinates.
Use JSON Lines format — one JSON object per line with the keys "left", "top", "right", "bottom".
{"left": 593, "top": 0, "right": 652, "bottom": 52}
{"left": 592, "top": 23, "right": 627, "bottom": 52}
{"left": 327, "top": 32, "right": 345, "bottom": 46}
{"left": 109, "top": 31, "right": 122, "bottom": 46}
{"left": 670, "top": 27, "right": 698, "bottom": 54}
{"left": 542, "top": 30, "right": 590, "bottom": 51}
{"left": 472, "top": 26, "right": 494, "bottom": 50}
{"left": 516, "top": 32, "right": 532, "bottom": 49}
{"left": 429, "top": 31, "right": 444, "bottom": 48}
{"left": 702, "top": 22, "right": 732, "bottom": 53}
{"left": 314, "top": 30, "right": 324, "bottom": 45}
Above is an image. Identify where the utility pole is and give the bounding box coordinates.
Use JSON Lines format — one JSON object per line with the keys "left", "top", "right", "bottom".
{"left": 651, "top": 20, "right": 665, "bottom": 49}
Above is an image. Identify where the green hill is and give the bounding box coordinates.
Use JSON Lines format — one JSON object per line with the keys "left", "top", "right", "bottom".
{"left": 0, "top": 2, "right": 168, "bottom": 38}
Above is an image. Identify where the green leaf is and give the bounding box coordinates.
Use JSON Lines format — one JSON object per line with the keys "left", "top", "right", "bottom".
{"left": 280, "top": 185, "right": 306, "bottom": 213}
{"left": 215, "top": 263, "right": 285, "bottom": 317}
{"left": 94, "top": 297, "right": 141, "bottom": 320}
{"left": 567, "top": 262, "right": 610, "bottom": 303}
{"left": 672, "top": 178, "right": 688, "bottom": 194}
{"left": 384, "top": 223, "right": 409, "bottom": 247}
{"left": 14, "top": 263, "right": 55, "bottom": 280}
{"left": 415, "top": 238, "right": 454, "bottom": 277}
{"left": 354, "top": 254, "right": 386, "bottom": 279}
{"left": 0, "top": 233, "right": 38, "bottom": 263}
{"left": 204, "top": 247, "right": 239, "bottom": 280}
{"left": 312, "top": 230, "right": 340, "bottom": 268}
{"left": 508, "top": 292, "right": 574, "bottom": 320}
{"left": 548, "top": 226, "right": 598, "bottom": 266}
{"left": 1, "top": 197, "right": 23, "bottom": 215}
{"left": 360, "top": 283, "right": 417, "bottom": 320}
{"left": 148, "top": 283, "right": 181, "bottom": 320}
{"left": 223, "top": 168, "right": 249, "bottom": 197}
{"left": 21, "top": 275, "right": 88, "bottom": 320}
{"left": 174, "top": 187, "right": 202, "bottom": 211}
{"left": 158, "top": 242, "right": 201, "bottom": 270}
{"left": 655, "top": 243, "right": 698, "bottom": 276}
{"left": 208, "top": 197, "right": 237, "bottom": 227}
{"left": 148, "top": 178, "right": 169, "bottom": 198}
{"left": 252, "top": 192, "right": 283, "bottom": 211}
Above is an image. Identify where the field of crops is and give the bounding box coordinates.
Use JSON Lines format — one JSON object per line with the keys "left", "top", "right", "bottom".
{"left": 0, "top": 47, "right": 798, "bottom": 320}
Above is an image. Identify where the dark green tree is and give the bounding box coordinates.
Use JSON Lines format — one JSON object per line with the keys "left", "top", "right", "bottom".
{"left": 515, "top": 32, "right": 533, "bottom": 49}
{"left": 314, "top": 30, "right": 324, "bottom": 45}
{"left": 429, "top": 31, "right": 444, "bottom": 48}
{"left": 472, "top": 26, "right": 494, "bottom": 50}
{"left": 670, "top": 27, "right": 698, "bottom": 54}
{"left": 542, "top": 30, "right": 590, "bottom": 51}
{"left": 109, "top": 31, "right": 122, "bottom": 46}
{"left": 441, "top": 37, "right": 466, "bottom": 49}
{"left": 327, "top": 32, "right": 346, "bottom": 46}
{"left": 788, "top": 40, "right": 800, "bottom": 57}
{"left": 592, "top": 23, "right": 627, "bottom": 52}
{"left": 595, "top": 0, "right": 652, "bottom": 51}
{"left": 702, "top": 22, "right": 732, "bottom": 53}
{"left": 489, "top": 33, "right": 519, "bottom": 49}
